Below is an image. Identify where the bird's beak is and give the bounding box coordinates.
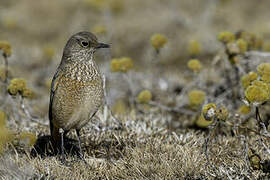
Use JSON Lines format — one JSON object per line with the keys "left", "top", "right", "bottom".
{"left": 97, "top": 43, "right": 110, "bottom": 49}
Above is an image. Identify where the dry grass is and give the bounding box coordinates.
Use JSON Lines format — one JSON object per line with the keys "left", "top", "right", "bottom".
{"left": 0, "top": 108, "right": 269, "bottom": 179}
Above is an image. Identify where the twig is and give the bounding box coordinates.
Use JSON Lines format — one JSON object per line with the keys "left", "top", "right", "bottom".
{"left": 122, "top": 73, "right": 135, "bottom": 105}
{"left": 255, "top": 107, "right": 263, "bottom": 125}
{"left": 254, "top": 106, "right": 270, "bottom": 154}
{"left": 203, "top": 121, "right": 218, "bottom": 169}
{"left": 260, "top": 122, "right": 270, "bottom": 137}
{"left": 148, "top": 101, "right": 195, "bottom": 115}
{"left": 245, "top": 51, "right": 270, "bottom": 57}
{"left": 102, "top": 74, "right": 108, "bottom": 122}
{"left": 3, "top": 54, "right": 8, "bottom": 84}
{"left": 215, "top": 89, "right": 232, "bottom": 105}
{"left": 20, "top": 96, "right": 48, "bottom": 126}
{"left": 223, "top": 121, "right": 270, "bottom": 139}
{"left": 102, "top": 74, "right": 123, "bottom": 130}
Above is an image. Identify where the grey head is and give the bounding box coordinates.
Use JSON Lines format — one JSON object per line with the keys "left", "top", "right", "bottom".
{"left": 62, "top": 31, "right": 110, "bottom": 62}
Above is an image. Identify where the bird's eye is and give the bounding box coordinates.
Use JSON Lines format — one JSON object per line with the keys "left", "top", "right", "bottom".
{"left": 81, "top": 41, "right": 89, "bottom": 47}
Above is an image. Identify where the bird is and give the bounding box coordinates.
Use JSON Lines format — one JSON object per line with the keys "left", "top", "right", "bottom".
{"left": 49, "top": 31, "right": 110, "bottom": 161}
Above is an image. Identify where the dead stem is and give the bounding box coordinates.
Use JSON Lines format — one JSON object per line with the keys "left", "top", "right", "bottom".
{"left": 203, "top": 121, "right": 217, "bottom": 170}
{"left": 245, "top": 51, "right": 270, "bottom": 57}
{"left": 3, "top": 55, "right": 8, "bottom": 84}
{"left": 102, "top": 74, "right": 123, "bottom": 130}
{"left": 20, "top": 96, "right": 48, "bottom": 126}
{"left": 224, "top": 121, "right": 270, "bottom": 139}
{"left": 148, "top": 100, "right": 195, "bottom": 115}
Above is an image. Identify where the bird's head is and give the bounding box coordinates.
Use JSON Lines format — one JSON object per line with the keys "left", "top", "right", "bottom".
{"left": 63, "top": 31, "right": 110, "bottom": 61}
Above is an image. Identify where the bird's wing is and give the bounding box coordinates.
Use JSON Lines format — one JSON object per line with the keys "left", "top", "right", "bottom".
{"left": 49, "top": 69, "right": 63, "bottom": 134}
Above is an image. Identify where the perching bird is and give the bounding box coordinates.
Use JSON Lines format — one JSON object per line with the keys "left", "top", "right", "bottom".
{"left": 49, "top": 31, "right": 109, "bottom": 161}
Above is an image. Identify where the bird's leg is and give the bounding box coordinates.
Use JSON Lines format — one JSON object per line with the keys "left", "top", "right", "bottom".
{"left": 75, "top": 129, "right": 84, "bottom": 159}
{"left": 59, "top": 128, "right": 65, "bottom": 163}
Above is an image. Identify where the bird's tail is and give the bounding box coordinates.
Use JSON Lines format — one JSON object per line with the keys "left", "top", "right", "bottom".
{"left": 50, "top": 122, "right": 61, "bottom": 148}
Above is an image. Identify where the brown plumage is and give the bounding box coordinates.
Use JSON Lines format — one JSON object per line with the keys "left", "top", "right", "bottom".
{"left": 49, "top": 31, "right": 109, "bottom": 160}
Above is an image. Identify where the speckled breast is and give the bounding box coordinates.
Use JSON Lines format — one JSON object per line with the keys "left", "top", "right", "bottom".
{"left": 51, "top": 69, "right": 104, "bottom": 131}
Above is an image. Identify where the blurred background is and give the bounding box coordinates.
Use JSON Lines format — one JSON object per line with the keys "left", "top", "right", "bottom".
{"left": 1, "top": 0, "right": 270, "bottom": 119}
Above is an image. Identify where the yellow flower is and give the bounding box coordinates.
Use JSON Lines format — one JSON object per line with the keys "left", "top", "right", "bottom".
{"left": 237, "top": 105, "right": 251, "bottom": 115}
{"left": 245, "top": 81, "right": 269, "bottom": 105}
{"left": 241, "top": 72, "right": 258, "bottom": 89}
{"left": 0, "top": 41, "right": 12, "bottom": 57}
{"left": 119, "top": 57, "right": 133, "bottom": 72}
{"left": 236, "top": 39, "right": 248, "bottom": 54}
{"left": 238, "top": 31, "right": 256, "bottom": 50}
{"left": 202, "top": 103, "right": 216, "bottom": 121}
{"left": 261, "top": 74, "right": 270, "bottom": 83}
{"left": 18, "top": 131, "right": 37, "bottom": 147}
{"left": 218, "top": 31, "right": 235, "bottom": 44}
{"left": 195, "top": 114, "right": 213, "bottom": 128}
{"left": 252, "top": 80, "right": 270, "bottom": 98}
{"left": 8, "top": 78, "right": 36, "bottom": 99}
{"left": 117, "top": 57, "right": 133, "bottom": 72}
{"left": 92, "top": 25, "right": 107, "bottom": 35}
{"left": 22, "top": 88, "right": 35, "bottom": 99}
{"left": 0, "top": 110, "right": 6, "bottom": 127}
{"left": 226, "top": 42, "right": 240, "bottom": 55}
{"left": 110, "top": 59, "right": 120, "bottom": 72}
{"left": 252, "top": 80, "right": 270, "bottom": 92}
{"left": 216, "top": 106, "right": 229, "bottom": 121}
{"left": 187, "top": 59, "right": 202, "bottom": 73}
{"left": 188, "top": 90, "right": 206, "bottom": 107}
{"left": 7, "top": 78, "right": 26, "bottom": 96}
{"left": 257, "top": 63, "right": 270, "bottom": 76}
{"left": 188, "top": 40, "right": 201, "bottom": 57}
{"left": 137, "top": 90, "right": 152, "bottom": 104}
{"left": 257, "top": 63, "right": 270, "bottom": 83}
{"left": 150, "top": 34, "right": 168, "bottom": 50}
{"left": 238, "top": 32, "right": 263, "bottom": 50}
{"left": 110, "top": 57, "right": 133, "bottom": 73}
